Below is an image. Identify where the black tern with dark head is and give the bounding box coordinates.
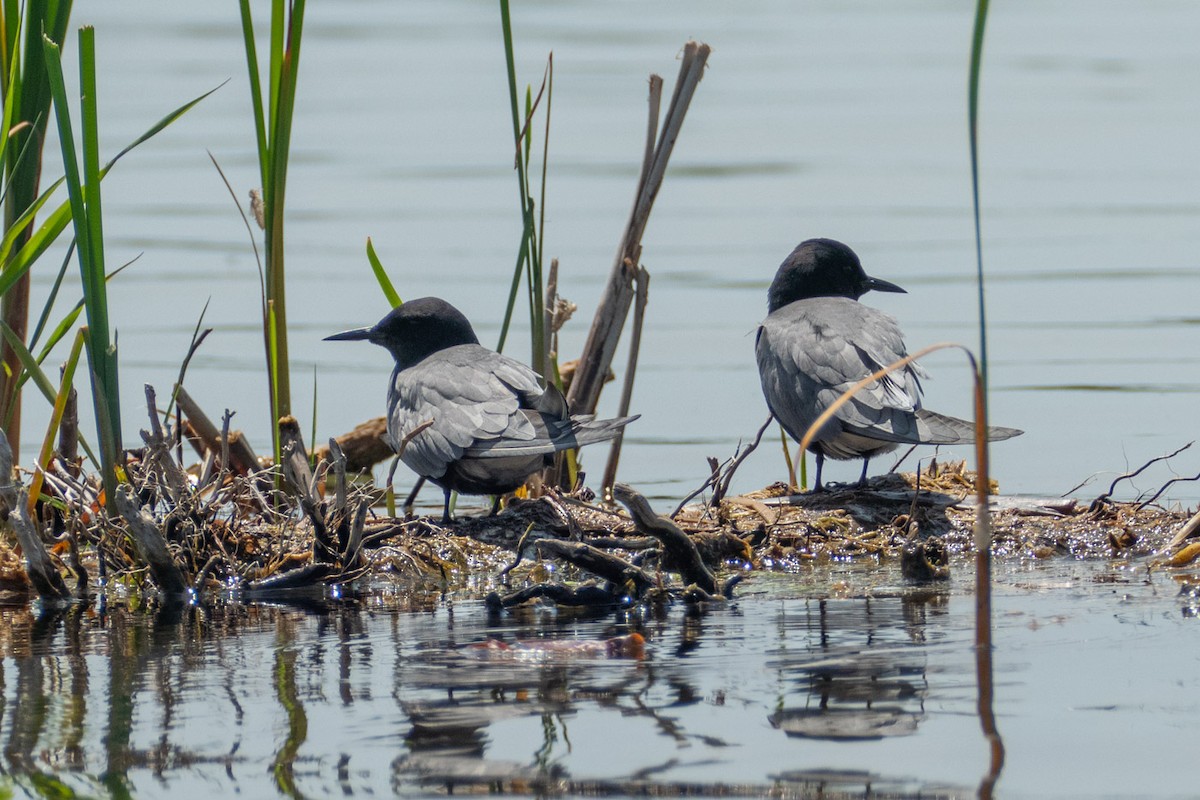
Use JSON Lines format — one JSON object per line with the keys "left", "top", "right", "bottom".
{"left": 326, "top": 297, "right": 637, "bottom": 522}
{"left": 756, "top": 238, "right": 1022, "bottom": 490}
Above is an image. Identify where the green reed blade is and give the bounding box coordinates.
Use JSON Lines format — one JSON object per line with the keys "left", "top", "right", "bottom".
{"left": 366, "top": 237, "right": 402, "bottom": 308}
{"left": 0, "top": 80, "right": 220, "bottom": 296}
{"left": 968, "top": 0, "right": 990, "bottom": 397}
{"left": 43, "top": 28, "right": 121, "bottom": 502}
{"left": 238, "top": 0, "right": 270, "bottom": 192}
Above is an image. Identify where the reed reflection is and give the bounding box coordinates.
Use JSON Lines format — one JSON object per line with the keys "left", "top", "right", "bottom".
{"left": 766, "top": 592, "right": 947, "bottom": 742}
{"left": 0, "top": 599, "right": 375, "bottom": 796}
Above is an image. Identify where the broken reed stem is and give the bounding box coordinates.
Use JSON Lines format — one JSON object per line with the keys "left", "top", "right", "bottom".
{"left": 566, "top": 41, "right": 708, "bottom": 417}
{"left": 1165, "top": 508, "right": 1200, "bottom": 553}
{"left": 141, "top": 384, "right": 190, "bottom": 505}
{"left": 278, "top": 415, "right": 315, "bottom": 505}
{"left": 544, "top": 257, "right": 559, "bottom": 376}
{"left": 638, "top": 75, "right": 663, "bottom": 199}
{"left": 58, "top": 369, "right": 79, "bottom": 468}
{"left": 327, "top": 437, "right": 348, "bottom": 519}
{"left": 600, "top": 264, "right": 649, "bottom": 498}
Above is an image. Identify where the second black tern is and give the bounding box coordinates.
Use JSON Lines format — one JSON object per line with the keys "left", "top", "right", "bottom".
{"left": 326, "top": 297, "right": 637, "bottom": 522}
{"left": 755, "top": 238, "right": 1022, "bottom": 491}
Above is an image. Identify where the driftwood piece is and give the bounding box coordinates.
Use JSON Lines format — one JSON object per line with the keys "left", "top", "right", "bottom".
{"left": 245, "top": 563, "right": 335, "bottom": 594}
{"left": 114, "top": 484, "right": 188, "bottom": 595}
{"left": 175, "top": 384, "right": 259, "bottom": 474}
{"left": 613, "top": 482, "right": 717, "bottom": 595}
{"left": 566, "top": 41, "right": 710, "bottom": 417}
{"left": 10, "top": 498, "right": 70, "bottom": 600}
{"left": 487, "top": 582, "right": 626, "bottom": 610}
{"left": 313, "top": 416, "right": 391, "bottom": 474}
{"left": 534, "top": 539, "right": 655, "bottom": 598}
{"left": 0, "top": 430, "right": 70, "bottom": 600}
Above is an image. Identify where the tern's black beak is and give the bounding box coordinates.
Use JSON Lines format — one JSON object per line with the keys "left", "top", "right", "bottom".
{"left": 323, "top": 326, "right": 375, "bottom": 342}
{"left": 865, "top": 275, "right": 906, "bottom": 294}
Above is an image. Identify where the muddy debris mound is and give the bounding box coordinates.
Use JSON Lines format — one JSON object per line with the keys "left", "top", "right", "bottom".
{"left": 3, "top": 425, "right": 1196, "bottom": 609}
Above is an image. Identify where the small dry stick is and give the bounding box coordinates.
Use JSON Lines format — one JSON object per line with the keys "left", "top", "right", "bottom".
{"left": 713, "top": 415, "right": 775, "bottom": 505}
{"left": 1136, "top": 470, "right": 1200, "bottom": 511}
{"left": 1097, "top": 441, "right": 1193, "bottom": 504}
{"left": 672, "top": 456, "right": 725, "bottom": 519}
{"left": 601, "top": 264, "right": 649, "bottom": 498}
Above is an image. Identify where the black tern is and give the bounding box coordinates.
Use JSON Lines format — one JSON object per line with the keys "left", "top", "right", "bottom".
{"left": 326, "top": 297, "right": 637, "bottom": 522}
{"left": 755, "top": 238, "right": 1022, "bottom": 491}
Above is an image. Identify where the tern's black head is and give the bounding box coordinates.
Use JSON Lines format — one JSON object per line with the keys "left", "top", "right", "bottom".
{"left": 767, "top": 238, "right": 906, "bottom": 313}
{"left": 324, "top": 296, "right": 480, "bottom": 369}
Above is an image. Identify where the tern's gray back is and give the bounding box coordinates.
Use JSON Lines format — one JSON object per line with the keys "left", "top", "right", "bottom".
{"left": 756, "top": 297, "right": 931, "bottom": 454}
{"left": 387, "top": 344, "right": 565, "bottom": 480}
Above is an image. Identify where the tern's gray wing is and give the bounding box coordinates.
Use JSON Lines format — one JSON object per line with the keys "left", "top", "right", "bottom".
{"left": 388, "top": 345, "right": 552, "bottom": 479}
{"left": 756, "top": 297, "right": 933, "bottom": 447}
{"left": 387, "top": 344, "right": 563, "bottom": 479}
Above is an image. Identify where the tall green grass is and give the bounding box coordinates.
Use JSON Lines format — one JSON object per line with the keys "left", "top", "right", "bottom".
{"left": 968, "top": 0, "right": 991, "bottom": 399}
{"left": 496, "top": 0, "right": 550, "bottom": 380}
{"left": 36, "top": 27, "right": 214, "bottom": 504}
{"left": 0, "top": 0, "right": 73, "bottom": 456}
{"left": 967, "top": 2, "right": 1004, "bottom": 794}
{"left": 238, "top": 0, "right": 306, "bottom": 468}
{"left": 42, "top": 27, "right": 121, "bottom": 505}
{"left": 0, "top": 8, "right": 211, "bottom": 488}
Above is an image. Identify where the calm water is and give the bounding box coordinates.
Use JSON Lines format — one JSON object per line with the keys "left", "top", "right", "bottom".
{"left": 17, "top": 1, "right": 1200, "bottom": 508}
{"left": 0, "top": 559, "right": 1195, "bottom": 798}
